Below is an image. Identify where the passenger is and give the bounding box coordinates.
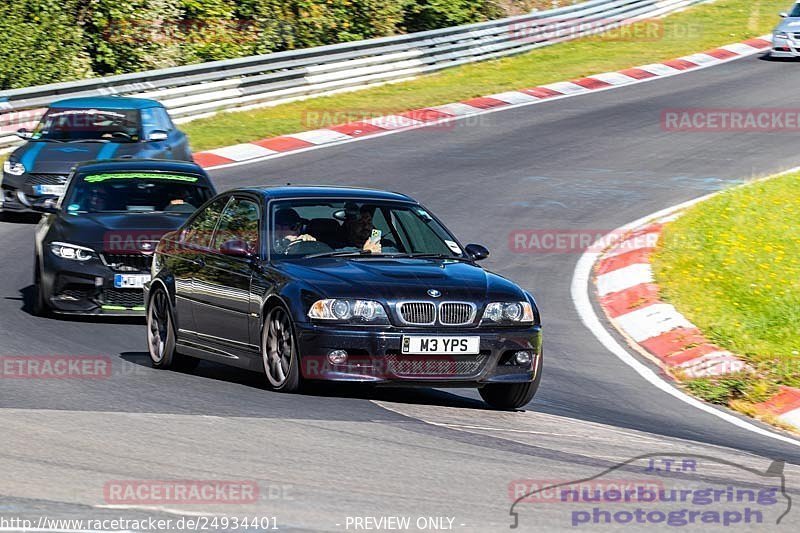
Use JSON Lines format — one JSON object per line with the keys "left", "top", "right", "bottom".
{"left": 343, "top": 204, "right": 381, "bottom": 254}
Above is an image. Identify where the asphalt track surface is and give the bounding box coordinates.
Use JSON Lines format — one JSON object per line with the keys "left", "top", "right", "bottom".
{"left": 3, "top": 53, "right": 800, "bottom": 531}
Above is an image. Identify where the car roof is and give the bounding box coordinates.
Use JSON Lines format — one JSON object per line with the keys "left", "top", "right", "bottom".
{"left": 72, "top": 159, "right": 210, "bottom": 182}
{"left": 236, "top": 186, "right": 415, "bottom": 203}
{"left": 49, "top": 97, "right": 163, "bottom": 110}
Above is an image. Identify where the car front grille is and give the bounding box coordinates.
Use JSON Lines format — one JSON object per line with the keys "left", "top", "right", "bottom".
{"left": 101, "top": 253, "right": 152, "bottom": 273}
{"left": 386, "top": 354, "right": 488, "bottom": 378}
{"left": 26, "top": 173, "right": 68, "bottom": 186}
{"left": 439, "top": 302, "right": 476, "bottom": 325}
{"left": 23, "top": 173, "right": 68, "bottom": 195}
{"left": 103, "top": 289, "right": 144, "bottom": 308}
{"left": 398, "top": 302, "right": 436, "bottom": 325}
{"left": 397, "top": 301, "right": 477, "bottom": 326}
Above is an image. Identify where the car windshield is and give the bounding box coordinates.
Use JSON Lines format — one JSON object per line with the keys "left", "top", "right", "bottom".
{"left": 270, "top": 199, "right": 465, "bottom": 259}
{"left": 792, "top": 4, "right": 800, "bottom": 17}
{"left": 32, "top": 108, "right": 140, "bottom": 142}
{"left": 62, "top": 172, "right": 212, "bottom": 214}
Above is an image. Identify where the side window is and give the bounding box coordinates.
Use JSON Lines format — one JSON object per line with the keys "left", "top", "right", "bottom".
{"left": 212, "top": 198, "right": 260, "bottom": 255}
{"left": 181, "top": 197, "right": 230, "bottom": 248}
{"left": 155, "top": 107, "right": 174, "bottom": 131}
{"left": 140, "top": 108, "right": 158, "bottom": 139}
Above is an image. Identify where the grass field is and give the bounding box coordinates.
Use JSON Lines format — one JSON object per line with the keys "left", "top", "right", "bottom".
{"left": 653, "top": 172, "right": 800, "bottom": 405}
{"left": 183, "top": 0, "right": 785, "bottom": 151}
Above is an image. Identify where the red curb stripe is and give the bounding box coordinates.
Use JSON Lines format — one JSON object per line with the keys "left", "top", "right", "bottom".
{"left": 400, "top": 109, "right": 452, "bottom": 122}
{"left": 193, "top": 152, "right": 234, "bottom": 168}
{"left": 328, "top": 121, "right": 386, "bottom": 137}
{"left": 663, "top": 343, "right": 723, "bottom": 366}
{"left": 618, "top": 68, "right": 657, "bottom": 80}
{"left": 744, "top": 38, "right": 771, "bottom": 48}
{"left": 462, "top": 97, "right": 508, "bottom": 109}
{"left": 572, "top": 77, "right": 613, "bottom": 90}
{"left": 756, "top": 387, "right": 800, "bottom": 415}
{"left": 596, "top": 248, "right": 653, "bottom": 275}
{"left": 521, "top": 87, "right": 563, "bottom": 98}
{"left": 600, "top": 283, "right": 659, "bottom": 318}
{"left": 639, "top": 327, "right": 707, "bottom": 359}
{"left": 705, "top": 48, "right": 738, "bottom": 60}
{"left": 662, "top": 59, "right": 699, "bottom": 71}
{"left": 253, "top": 136, "right": 314, "bottom": 152}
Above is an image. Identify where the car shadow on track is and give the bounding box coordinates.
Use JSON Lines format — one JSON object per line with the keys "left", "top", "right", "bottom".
{"left": 120, "top": 350, "right": 488, "bottom": 410}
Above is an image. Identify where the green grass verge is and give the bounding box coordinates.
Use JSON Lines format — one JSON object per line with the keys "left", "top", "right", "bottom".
{"left": 183, "top": 0, "right": 784, "bottom": 151}
{"left": 653, "top": 172, "right": 800, "bottom": 407}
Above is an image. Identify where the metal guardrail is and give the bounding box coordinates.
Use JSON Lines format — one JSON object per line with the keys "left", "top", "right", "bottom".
{"left": 0, "top": 0, "right": 707, "bottom": 151}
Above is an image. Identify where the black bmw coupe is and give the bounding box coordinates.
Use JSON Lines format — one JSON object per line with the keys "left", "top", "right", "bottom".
{"left": 145, "top": 186, "right": 543, "bottom": 409}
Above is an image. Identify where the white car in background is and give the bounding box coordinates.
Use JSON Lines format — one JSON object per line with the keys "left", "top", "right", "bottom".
{"left": 772, "top": 3, "right": 800, "bottom": 57}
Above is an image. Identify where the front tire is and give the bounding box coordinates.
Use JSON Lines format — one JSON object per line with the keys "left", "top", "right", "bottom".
{"left": 479, "top": 354, "right": 542, "bottom": 410}
{"left": 262, "top": 305, "right": 301, "bottom": 392}
{"left": 32, "top": 263, "right": 50, "bottom": 317}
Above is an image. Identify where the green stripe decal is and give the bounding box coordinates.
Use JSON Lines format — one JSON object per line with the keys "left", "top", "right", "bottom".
{"left": 84, "top": 173, "right": 199, "bottom": 183}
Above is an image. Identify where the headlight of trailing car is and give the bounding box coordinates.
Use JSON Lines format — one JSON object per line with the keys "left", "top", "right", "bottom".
{"left": 482, "top": 302, "right": 535, "bottom": 325}
{"left": 308, "top": 298, "right": 389, "bottom": 323}
{"left": 50, "top": 242, "right": 96, "bottom": 262}
{"left": 775, "top": 31, "right": 789, "bottom": 39}
{"left": 3, "top": 160, "right": 25, "bottom": 176}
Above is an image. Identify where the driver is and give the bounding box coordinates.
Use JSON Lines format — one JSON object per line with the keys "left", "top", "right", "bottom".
{"left": 273, "top": 208, "right": 315, "bottom": 253}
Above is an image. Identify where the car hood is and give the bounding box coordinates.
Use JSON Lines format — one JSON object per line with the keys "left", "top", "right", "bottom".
{"left": 775, "top": 18, "right": 800, "bottom": 33}
{"left": 12, "top": 141, "right": 143, "bottom": 174}
{"left": 48, "top": 212, "right": 189, "bottom": 251}
{"left": 274, "top": 258, "right": 527, "bottom": 302}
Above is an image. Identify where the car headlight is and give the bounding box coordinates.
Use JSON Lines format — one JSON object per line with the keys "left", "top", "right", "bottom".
{"left": 775, "top": 31, "right": 790, "bottom": 39}
{"left": 50, "top": 242, "right": 96, "bottom": 262}
{"left": 308, "top": 298, "right": 389, "bottom": 323}
{"left": 3, "top": 160, "right": 25, "bottom": 176}
{"left": 482, "top": 301, "right": 535, "bottom": 325}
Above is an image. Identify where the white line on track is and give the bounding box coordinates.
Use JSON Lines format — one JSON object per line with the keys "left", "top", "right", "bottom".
{"left": 571, "top": 169, "right": 800, "bottom": 449}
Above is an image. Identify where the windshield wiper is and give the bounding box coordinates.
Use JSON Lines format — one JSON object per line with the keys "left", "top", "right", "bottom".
{"left": 29, "top": 138, "right": 64, "bottom": 143}
{"left": 394, "top": 253, "right": 473, "bottom": 262}
{"left": 304, "top": 250, "right": 378, "bottom": 259}
{"left": 67, "top": 139, "right": 110, "bottom": 143}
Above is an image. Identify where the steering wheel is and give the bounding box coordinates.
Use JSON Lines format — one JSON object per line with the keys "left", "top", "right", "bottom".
{"left": 284, "top": 239, "right": 333, "bottom": 256}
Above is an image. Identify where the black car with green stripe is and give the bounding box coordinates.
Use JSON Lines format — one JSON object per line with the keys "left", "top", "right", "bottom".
{"left": 28, "top": 160, "right": 215, "bottom": 316}
{"left": 1, "top": 96, "right": 192, "bottom": 215}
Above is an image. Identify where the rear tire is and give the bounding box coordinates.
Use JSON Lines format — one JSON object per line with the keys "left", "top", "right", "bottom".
{"left": 479, "top": 354, "right": 542, "bottom": 410}
{"left": 147, "top": 286, "right": 197, "bottom": 369}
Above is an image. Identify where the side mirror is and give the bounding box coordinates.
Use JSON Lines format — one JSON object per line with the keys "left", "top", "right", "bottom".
{"left": 148, "top": 130, "right": 169, "bottom": 142}
{"left": 220, "top": 239, "right": 253, "bottom": 259}
{"left": 780, "top": 12, "right": 789, "bottom": 17}
{"left": 15, "top": 128, "right": 32, "bottom": 140}
{"left": 465, "top": 243, "right": 490, "bottom": 261}
{"left": 16, "top": 190, "right": 58, "bottom": 213}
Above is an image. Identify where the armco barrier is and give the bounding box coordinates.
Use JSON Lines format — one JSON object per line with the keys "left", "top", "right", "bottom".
{"left": 0, "top": 0, "right": 710, "bottom": 152}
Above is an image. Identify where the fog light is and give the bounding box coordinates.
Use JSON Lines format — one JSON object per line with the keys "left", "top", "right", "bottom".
{"left": 328, "top": 350, "right": 348, "bottom": 365}
{"left": 514, "top": 351, "right": 533, "bottom": 365}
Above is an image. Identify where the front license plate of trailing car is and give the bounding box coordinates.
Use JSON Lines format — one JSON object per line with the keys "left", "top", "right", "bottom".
{"left": 401, "top": 336, "right": 480, "bottom": 355}
{"left": 32, "top": 184, "right": 65, "bottom": 196}
{"left": 113, "top": 274, "right": 150, "bottom": 289}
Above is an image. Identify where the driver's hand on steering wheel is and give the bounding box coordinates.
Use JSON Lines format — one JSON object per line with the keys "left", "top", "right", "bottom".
{"left": 286, "top": 234, "right": 316, "bottom": 243}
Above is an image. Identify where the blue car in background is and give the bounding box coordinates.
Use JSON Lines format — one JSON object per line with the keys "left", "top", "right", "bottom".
{"left": 1, "top": 96, "right": 192, "bottom": 214}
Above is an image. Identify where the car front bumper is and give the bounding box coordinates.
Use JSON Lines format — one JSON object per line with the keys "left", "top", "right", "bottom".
{"left": 1, "top": 171, "right": 65, "bottom": 213}
{"left": 771, "top": 36, "right": 800, "bottom": 57}
{"left": 41, "top": 253, "right": 149, "bottom": 316}
{"left": 294, "top": 322, "right": 542, "bottom": 386}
